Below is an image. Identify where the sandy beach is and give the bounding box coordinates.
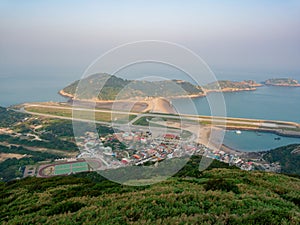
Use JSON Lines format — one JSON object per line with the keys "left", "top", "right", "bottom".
{"left": 148, "top": 98, "right": 177, "bottom": 114}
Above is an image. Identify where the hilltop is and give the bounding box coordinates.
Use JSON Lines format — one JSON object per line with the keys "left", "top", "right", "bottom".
{"left": 1, "top": 160, "right": 300, "bottom": 224}
{"left": 60, "top": 73, "right": 261, "bottom": 101}
{"left": 263, "top": 144, "right": 300, "bottom": 175}
{"left": 60, "top": 73, "right": 204, "bottom": 101}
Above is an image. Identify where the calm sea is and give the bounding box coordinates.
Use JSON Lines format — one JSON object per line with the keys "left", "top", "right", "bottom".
{"left": 223, "top": 130, "right": 300, "bottom": 152}
{"left": 0, "top": 73, "right": 76, "bottom": 107}
{"left": 173, "top": 74, "right": 300, "bottom": 151}
{"left": 174, "top": 85, "right": 300, "bottom": 123}
{"left": 1, "top": 71, "right": 300, "bottom": 151}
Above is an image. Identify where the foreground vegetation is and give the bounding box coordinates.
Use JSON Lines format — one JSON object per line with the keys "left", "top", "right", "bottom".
{"left": 1, "top": 158, "right": 299, "bottom": 224}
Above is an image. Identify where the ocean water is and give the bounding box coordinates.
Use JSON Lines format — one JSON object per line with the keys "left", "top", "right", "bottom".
{"left": 223, "top": 130, "right": 300, "bottom": 152}
{"left": 0, "top": 73, "right": 76, "bottom": 107}
{"left": 173, "top": 85, "right": 300, "bottom": 151}
{"left": 1, "top": 71, "right": 300, "bottom": 151}
{"left": 174, "top": 86, "right": 300, "bottom": 123}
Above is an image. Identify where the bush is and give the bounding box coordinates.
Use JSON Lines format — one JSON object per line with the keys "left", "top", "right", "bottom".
{"left": 47, "top": 201, "right": 86, "bottom": 215}
{"left": 204, "top": 178, "right": 240, "bottom": 194}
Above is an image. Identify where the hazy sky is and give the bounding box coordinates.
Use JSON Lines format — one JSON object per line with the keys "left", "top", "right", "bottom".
{"left": 1, "top": 0, "right": 300, "bottom": 79}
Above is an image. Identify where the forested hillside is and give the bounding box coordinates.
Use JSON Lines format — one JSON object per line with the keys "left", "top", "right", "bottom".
{"left": 61, "top": 73, "right": 204, "bottom": 100}
{"left": 263, "top": 144, "right": 300, "bottom": 175}
{"left": 1, "top": 156, "right": 300, "bottom": 224}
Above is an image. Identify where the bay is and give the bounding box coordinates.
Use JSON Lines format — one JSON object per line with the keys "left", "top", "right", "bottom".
{"left": 223, "top": 130, "right": 300, "bottom": 152}
{"left": 173, "top": 83, "right": 300, "bottom": 151}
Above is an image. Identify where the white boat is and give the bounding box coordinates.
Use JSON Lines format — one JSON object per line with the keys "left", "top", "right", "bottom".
{"left": 235, "top": 130, "right": 242, "bottom": 135}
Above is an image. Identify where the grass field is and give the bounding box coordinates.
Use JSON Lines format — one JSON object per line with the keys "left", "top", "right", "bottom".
{"left": 54, "top": 164, "right": 71, "bottom": 175}
{"left": 54, "top": 162, "right": 89, "bottom": 175}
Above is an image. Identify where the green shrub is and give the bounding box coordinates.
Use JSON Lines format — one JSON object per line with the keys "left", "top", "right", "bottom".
{"left": 204, "top": 178, "right": 240, "bottom": 194}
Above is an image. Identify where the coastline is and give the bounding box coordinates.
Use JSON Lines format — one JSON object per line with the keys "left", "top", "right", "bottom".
{"left": 204, "top": 87, "right": 257, "bottom": 94}
{"left": 220, "top": 144, "right": 244, "bottom": 155}
{"left": 264, "top": 84, "right": 300, "bottom": 87}
{"left": 58, "top": 90, "right": 75, "bottom": 99}
{"left": 60, "top": 88, "right": 300, "bottom": 139}
{"left": 59, "top": 86, "right": 259, "bottom": 102}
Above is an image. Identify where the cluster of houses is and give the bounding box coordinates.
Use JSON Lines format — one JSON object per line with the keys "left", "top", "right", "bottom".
{"left": 202, "top": 145, "right": 281, "bottom": 172}
{"left": 75, "top": 130, "right": 268, "bottom": 172}
{"left": 20, "top": 128, "right": 281, "bottom": 179}
{"left": 203, "top": 147, "right": 254, "bottom": 171}
{"left": 76, "top": 130, "right": 198, "bottom": 168}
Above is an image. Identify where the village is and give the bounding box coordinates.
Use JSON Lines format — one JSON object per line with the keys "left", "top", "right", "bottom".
{"left": 4, "top": 114, "right": 280, "bottom": 178}
{"left": 73, "top": 129, "right": 280, "bottom": 173}
{"left": 22, "top": 127, "right": 282, "bottom": 178}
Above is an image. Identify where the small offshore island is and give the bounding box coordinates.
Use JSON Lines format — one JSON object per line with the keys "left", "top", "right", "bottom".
{"left": 264, "top": 78, "right": 300, "bottom": 87}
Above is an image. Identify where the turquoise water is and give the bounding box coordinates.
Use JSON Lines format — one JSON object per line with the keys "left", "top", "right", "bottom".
{"left": 173, "top": 86, "right": 300, "bottom": 123}
{"left": 173, "top": 84, "right": 300, "bottom": 151}
{"left": 223, "top": 130, "right": 300, "bottom": 152}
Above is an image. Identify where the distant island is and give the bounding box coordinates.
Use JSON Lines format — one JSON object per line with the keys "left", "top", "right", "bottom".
{"left": 264, "top": 78, "right": 300, "bottom": 87}
{"left": 59, "top": 73, "right": 262, "bottom": 101}
{"left": 203, "top": 80, "right": 262, "bottom": 93}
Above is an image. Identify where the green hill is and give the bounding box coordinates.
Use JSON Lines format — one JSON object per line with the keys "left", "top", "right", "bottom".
{"left": 61, "top": 73, "right": 204, "bottom": 100}
{"left": 61, "top": 74, "right": 263, "bottom": 101}
{"left": 263, "top": 144, "right": 300, "bottom": 175}
{"left": 1, "top": 156, "right": 300, "bottom": 224}
{"left": 203, "top": 80, "right": 258, "bottom": 91}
